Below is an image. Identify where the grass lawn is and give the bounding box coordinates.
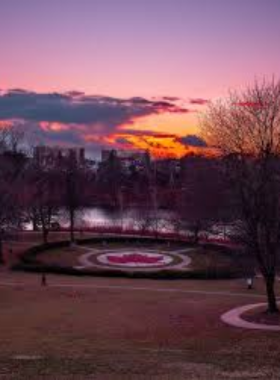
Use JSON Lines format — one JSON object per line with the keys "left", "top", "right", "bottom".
{"left": 0, "top": 270, "right": 280, "bottom": 379}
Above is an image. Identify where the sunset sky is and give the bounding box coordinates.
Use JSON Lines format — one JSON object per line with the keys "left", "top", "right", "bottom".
{"left": 0, "top": 0, "right": 279, "bottom": 158}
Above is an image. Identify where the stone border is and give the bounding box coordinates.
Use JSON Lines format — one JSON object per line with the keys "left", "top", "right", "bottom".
{"left": 75, "top": 247, "right": 192, "bottom": 272}
{"left": 221, "top": 302, "right": 280, "bottom": 331}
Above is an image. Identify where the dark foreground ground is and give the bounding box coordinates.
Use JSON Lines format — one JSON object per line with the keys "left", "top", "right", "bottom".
{"left": 0, "top": 269, "right": 280, "bottom": 379}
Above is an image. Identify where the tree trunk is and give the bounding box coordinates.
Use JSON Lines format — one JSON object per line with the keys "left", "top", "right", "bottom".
{"left": 70, "top": 209, "right": 75, "bottom": 243}
{"left": 264, "top": 275, "right": 279, "bottom": 313}
{"left": 32, "top": 217, "right": 39, "bottom": 231}
{"left": 193, "top": 224, "right": 200, "bottom": 244}
{"left": 43, "top": 229, "right": 49, "bottom": 244}
{"left": 0, "top": 237, "right": 3, "bottom": 264}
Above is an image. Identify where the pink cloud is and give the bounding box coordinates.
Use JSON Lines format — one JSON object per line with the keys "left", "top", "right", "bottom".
{"left": 189, "top": 98, "right": 209, "bottom": 105}
{"left": 233, "top": 101, "right": 266, "bottom": 108}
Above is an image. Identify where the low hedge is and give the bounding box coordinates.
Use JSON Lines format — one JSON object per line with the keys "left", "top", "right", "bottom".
{"left": 20, "top": 236, "right": 194, "bottom": 263}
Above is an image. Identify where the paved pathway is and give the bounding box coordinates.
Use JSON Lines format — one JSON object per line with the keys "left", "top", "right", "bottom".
{"left": 0, "top": 279, "right": 267, "bottom": 299}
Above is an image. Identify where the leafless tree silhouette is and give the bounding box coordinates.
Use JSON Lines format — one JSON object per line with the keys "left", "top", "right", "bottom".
{"left": 0, "top": 127, "right": 26, "bottom": 261}
{"left": 202, "top": 78, "right": 280, "bottom": 313}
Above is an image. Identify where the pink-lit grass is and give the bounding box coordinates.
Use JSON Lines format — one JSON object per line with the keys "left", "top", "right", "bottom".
{"left": 0, "top": 273, "right": 280, "bottom": 378}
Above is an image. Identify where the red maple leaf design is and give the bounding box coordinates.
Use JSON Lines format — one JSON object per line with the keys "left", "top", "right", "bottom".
{"left": 107, "top": 253, "right": 164, "bottom": 264}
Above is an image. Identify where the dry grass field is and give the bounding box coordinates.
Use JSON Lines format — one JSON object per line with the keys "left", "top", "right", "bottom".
{"left": 0, "top": 269, "right": 280, "bottom": 379}
{"left": 1, "top": 233, "right": 280, "bottom": 379}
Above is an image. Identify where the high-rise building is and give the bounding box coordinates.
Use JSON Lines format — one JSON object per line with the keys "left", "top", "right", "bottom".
{"left": 34, "top": 146, "right": 85, "bottom": 167}
{"left": 101, "top": 149, "right": 150, "bottom": 172}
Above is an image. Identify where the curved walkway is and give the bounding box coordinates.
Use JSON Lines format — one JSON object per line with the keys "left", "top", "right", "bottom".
{"left": 221, "top": 302, "right": 280, "bottom": 331}
{"left": 0, "top": 277, "right": 267, "bottom": 299}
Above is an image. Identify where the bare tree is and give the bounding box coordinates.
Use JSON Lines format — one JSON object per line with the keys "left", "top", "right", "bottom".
{"left": 202, "top": 78, "right": 280, "bottom": 313}
{"left": 23, "top": 159, "right": 60, "bottom": 243}
{"left": 97, "top": 150, "right": 123, "bottom": 208}
{"left": 132, "top": 206, "right": 155, "bottom": 235}
{"left": 59, "top": 151, "right": 90, "bottom": 243}
{"left": 0, "top": 127, "right": 27, "bottom": 261}
{"left": 178, "top": 155, "right": 229, "bottom": 243}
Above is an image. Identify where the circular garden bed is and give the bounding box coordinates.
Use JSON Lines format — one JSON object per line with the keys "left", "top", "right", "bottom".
{"left": 12, "top": 236, "right": 247, "bottom": 279}
{"left": 221, "top": 302, "right": 280, "bottom": 331}
{"left": 242, "top": 304, "right": 280, "bottom": 326}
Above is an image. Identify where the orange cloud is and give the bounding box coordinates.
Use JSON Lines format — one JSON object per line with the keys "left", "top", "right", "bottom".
{"left": 40, "top": 121, "right": 70, "bottom": 132}
{"left": 108, "top": 133, "right": 213, "bottom": 159}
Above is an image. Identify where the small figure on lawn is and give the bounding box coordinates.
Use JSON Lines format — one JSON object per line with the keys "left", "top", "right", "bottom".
{"left": 246, "top": 276, "right": 254, "bottom": 290}
{"left": 41, "top": 273, "right": 47, "bottom": 287}
{"left": 246, "top": 268, "right": 256, "bottom": 290}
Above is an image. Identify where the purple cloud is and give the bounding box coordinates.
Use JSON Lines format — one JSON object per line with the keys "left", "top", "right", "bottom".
{"left": 0, "top": 89, "right": 188, "bottom": 134}
{"left": 0, "top": 89, "right": 192, "bottom": 156}
{"left": 180, "top": 135, "right": 207, "bottom": 147}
